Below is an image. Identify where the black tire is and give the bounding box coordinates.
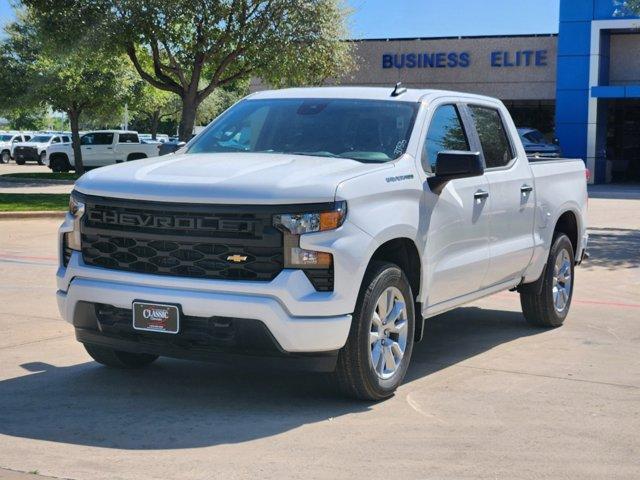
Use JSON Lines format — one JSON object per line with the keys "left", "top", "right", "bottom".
{"left": 520, "top": 233, "right": 575, "bottom": 328}
{"left": 334, "top": 261, "right": 415, "bottom": 401}
{"left": 37, "top": 151, "right": 46, "bottom": 165}
{"left": 0, "top": 150, "right": 10, "bottom": 164}
{"left": 15, "top": 157, "right": 25, "bottom": 165}
{"left": 50, "top": 155, "right": 70, "bottom": 173}
{"left": 127, "top": 153, "right": 147, "bottom": 161}
{"left": 84, "top": 344, "right": 158, "bottom": 368}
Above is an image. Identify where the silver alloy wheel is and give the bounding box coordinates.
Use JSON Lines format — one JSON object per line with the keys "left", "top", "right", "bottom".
{"left": 369, "top": 286, "right": 408, "bottom": 379}
{"left": 1, "top": 151, "right": 9, "bottom": 164}
{"left": 552, "top": 248, "right": 572, "bottom": 312}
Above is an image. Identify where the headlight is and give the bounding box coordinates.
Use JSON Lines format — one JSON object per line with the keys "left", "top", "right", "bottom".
{"left": 273, "top": 201, "right": 346, "bottom": 235}
{"left": 273, "top": 202, "right": 346, "bottom": 270}
{"left": 64, "top": 194, "right": 85, "bottom": 252}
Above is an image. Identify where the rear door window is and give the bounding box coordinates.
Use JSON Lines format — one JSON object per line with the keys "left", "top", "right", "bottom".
{"left": 118, "top": 133, "right": 139, "bottom": 143}
{"left": 468, "top": 106, "right": 514, "bottom": 168}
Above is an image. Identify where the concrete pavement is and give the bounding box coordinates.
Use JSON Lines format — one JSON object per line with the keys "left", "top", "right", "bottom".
{"left": 0, "top": 193, "right": 638, "bottom": 480}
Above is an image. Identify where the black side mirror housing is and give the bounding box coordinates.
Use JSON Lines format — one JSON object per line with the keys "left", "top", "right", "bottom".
{"left": 427, "top": 151, "right": 484, "bottom": 193}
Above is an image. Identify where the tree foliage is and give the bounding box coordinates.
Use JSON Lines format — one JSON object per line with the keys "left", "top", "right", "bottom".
{"left": 0, "top": 8, "right": 136, "bottom": 173}
{"left": 22, "top": 0, "right": 354, "bottom": 140}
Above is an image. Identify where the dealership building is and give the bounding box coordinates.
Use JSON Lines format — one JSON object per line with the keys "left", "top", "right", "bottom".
{"left": 322, "top": 0, "right": 640, "bottom": 184}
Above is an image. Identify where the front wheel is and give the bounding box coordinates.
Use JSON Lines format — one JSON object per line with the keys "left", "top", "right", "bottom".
{"left": 334, "top": 261, "right": 415, "bottom": 401}
{"left": 520, "top": 233, "right": 575, "bottom": 327}
{"left": 38, "top": 151, "right": 46, "bottom": 165}
{"left": 0, "top": 150, "right": 10, "bottom": 164}
{"left": 84, "top": 344, "right": 158, "bottom": 368}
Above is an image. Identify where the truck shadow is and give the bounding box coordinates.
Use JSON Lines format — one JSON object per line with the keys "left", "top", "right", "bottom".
{"left": 0, "top": 307, "right": 540, "bottom": 450}
{"left": 583, "top": 227, "right": 640, "bottom": 270}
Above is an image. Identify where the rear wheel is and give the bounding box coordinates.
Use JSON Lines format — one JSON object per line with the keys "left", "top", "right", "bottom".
{"left": 84, "top": 344, "right": 158, "bottom": 368}
{"left": 0, "top": 150, "right": 10, "bottom": 164}
{"left": 520, "top": 233, "right": 575, "bottom": 327}
{"left": 127, "top": 153, "right": 147, "bottom": 161}
{"left": 334, "top": 261, "right": 415, "bottom": 401}
{"left": 50, "top": 155, "right": 71, "bottom": 173}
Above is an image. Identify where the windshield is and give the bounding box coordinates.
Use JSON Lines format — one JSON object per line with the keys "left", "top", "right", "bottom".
{"left": 187, "top": 98, "right": 419, "bottom": 162}
{"left": 0, "top": 135, "right": 13, "bottom": 142}
{"left": 29, "top": 135, "right": 53, "bottom": 143}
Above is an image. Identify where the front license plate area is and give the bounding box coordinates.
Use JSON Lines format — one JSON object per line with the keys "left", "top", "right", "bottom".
{"left": 133, "top": 301, "right": 180, "bottom": 334}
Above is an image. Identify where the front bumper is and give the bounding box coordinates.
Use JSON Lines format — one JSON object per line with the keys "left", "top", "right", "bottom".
{"left": 57, "top": 274, "right": 351, "bottom": 354}
{"left": 57, "top": 211, "right": 377, "bottom": 360}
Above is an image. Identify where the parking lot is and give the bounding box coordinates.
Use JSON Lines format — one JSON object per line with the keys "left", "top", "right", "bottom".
{"left": 0, "top": 187, "right": 638, "bottom": 480}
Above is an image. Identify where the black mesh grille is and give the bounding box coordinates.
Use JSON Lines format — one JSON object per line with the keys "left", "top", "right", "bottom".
{"left": 304, "top": 269, "right": 334, "bottom": 292}
{"left": 80, "top": 196, "right": 285, "bottom": 282}
{"left": 82, "top": 233, "right": 283, "bottom": 281}
{"left": 13, "top": 146, "right": 38, "bottom": 161}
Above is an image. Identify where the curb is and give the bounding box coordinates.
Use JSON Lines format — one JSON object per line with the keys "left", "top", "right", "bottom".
{"left": 0, "top": 211, "right": 66, "bottom": 220}
{"left": 0, "top": 176, "right": 76, "bottom": 185}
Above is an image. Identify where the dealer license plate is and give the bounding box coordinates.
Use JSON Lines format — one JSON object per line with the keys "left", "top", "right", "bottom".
{"left": 132, "top": 301, "right": 180, "bottom": 334}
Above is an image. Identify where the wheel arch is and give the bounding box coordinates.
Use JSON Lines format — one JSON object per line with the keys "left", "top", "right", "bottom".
{"left": 366, "top": 237, "right": 425, "bottom": 342}
{"left": 127, "top": 152, "right": 148, "bottom": 161}
{"left": 553, "top": 209, "right": 579, "bottom": 256}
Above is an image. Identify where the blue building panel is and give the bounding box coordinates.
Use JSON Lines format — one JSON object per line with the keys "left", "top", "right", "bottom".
{"left": 591, "top": 85, "right": 626, "bottom": 97}
{"left": 556, "top": 90, "right": 590, "bottom": 122}
{"left": 624, "top": 86, "right": 640, "bottom": 97}
{"left": 594, "top": 0, "right": 640, "bottom": 19}
{"left": 557, "top": 21, "right": 592, "bottom": 55}
{"left": 556, "top": 55, "right": 591, "bottom": 89}
{"left": 555, "top": 122, "right": 589, "bottom": 159}
{"left": 560, "top": 0, "right": 595, "bottom": 21}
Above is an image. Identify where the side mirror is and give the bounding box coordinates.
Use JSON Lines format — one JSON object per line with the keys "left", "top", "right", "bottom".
{"left": 552, "top": 138, "right": 560, "bottom": 146}
{"left": 427, "top": 151, "right": 484, "bottom": 193}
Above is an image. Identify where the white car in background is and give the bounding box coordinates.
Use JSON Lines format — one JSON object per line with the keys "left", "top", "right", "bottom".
{"left": 13, "top": 133, "right": 72, "bottom": 165}
{"left": 0, "top": 132, "right": 32, "bottom": 164}
{"left": 46, "top": 130, "right": 160, "bottom": 172}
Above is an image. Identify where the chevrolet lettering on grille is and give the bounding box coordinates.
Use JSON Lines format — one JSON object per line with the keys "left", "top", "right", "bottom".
{"left": 87, "top": 209, "right": 254, "bottom": 233}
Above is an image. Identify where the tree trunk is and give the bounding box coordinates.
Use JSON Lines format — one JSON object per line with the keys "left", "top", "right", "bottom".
{"left": 151, "top": 110, "right": 160, "bottom": 140}
{"left": 68, "top": 109, "right": 84, "bottom": 175}
{"left": 178, "top": 95, "right": 199, "bottom": 142}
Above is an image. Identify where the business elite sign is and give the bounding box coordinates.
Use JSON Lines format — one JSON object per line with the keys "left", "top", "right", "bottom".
{"left": 382, "top": 49, "right": 548, "bottom": 69}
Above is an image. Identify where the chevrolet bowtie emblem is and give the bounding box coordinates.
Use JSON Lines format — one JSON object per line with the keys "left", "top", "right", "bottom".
{"left": 227, "top": 254, "right": 248, "bottom": 263}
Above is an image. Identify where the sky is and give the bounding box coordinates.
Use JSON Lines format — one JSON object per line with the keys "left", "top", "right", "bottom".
{"left": 0, "top": 0, "right": 560, "bottom": 38}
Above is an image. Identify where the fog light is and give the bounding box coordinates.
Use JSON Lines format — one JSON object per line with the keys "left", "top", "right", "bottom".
{"left": 289, "top": 247, "right": 332, "bottom": 268}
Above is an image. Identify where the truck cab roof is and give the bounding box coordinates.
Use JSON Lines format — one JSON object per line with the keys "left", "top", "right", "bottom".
{"left": 248, "top": 86, "right": 501, "bottom": 104}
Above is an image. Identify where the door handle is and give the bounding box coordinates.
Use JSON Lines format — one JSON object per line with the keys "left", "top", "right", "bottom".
{"left": 521, "top": 184, "right": 534, "bottom": 194}
{"left": 474, "top": 189, "right": 489, "bottom": 201}
{"left": 107, "top": 147, "right": 113, "bottom": 150}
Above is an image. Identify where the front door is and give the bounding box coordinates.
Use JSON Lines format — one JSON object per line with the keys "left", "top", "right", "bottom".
{"left": 420, "top": 103, "right": 491, "bottom": 307}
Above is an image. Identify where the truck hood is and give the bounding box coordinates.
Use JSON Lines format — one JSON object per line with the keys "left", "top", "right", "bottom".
{"left": 15, "top": 142, "right": 48, "bottom": 148}
{"left": 74, "top": 152, "right": 393, "bottom": 204}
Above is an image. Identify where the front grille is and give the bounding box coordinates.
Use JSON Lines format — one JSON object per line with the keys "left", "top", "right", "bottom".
{"left": 14, "top": 146, "right": 38, "bottom": 161}
{"left": 80, "top": 195, "right": 286, "bottom": 281}
{"left": 82, "top": 233, "right": 283, "bottom": 281}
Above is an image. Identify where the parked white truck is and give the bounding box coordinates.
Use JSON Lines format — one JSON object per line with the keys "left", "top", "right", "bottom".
{"left": 46, "top": 130, "right": 160, "bottom": 172}
{"left": 13, "top": 133, "right": 71, "bottom": 165}
{"left": 0, "top": 132, "right": 32, "bottom": 164}
{"left": 57, "top": 87, "right": 588, "bottom": 400}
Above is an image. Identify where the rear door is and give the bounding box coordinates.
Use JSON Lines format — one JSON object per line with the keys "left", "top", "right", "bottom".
{"left": 466, "top": 103, "right": 536, "bottom": 287}
{"left": 420, "top": 101, "right": 491, "bottom": 306}
{"left": 81, "top": 132, "right": 115, "bottom": 166}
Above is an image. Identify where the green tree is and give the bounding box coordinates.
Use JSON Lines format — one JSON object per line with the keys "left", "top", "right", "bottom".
{"left": 0, "top": 10, "right": 136, "bottom": 174}
{"left": 130, "top": 82, "right": 180, "bottom": 139}
{"left": 23, "top": 0, "right": 354, "bottom": 141}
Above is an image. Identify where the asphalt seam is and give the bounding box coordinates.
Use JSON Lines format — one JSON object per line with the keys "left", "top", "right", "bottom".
{"left": 453, "top": 363, "right": 639, "bottom": 390}
{"left": 0, "top": 466, "right": 75, "bottom": 480}
{"left": 0, "top": 334, "right": 73, "bottom": 351}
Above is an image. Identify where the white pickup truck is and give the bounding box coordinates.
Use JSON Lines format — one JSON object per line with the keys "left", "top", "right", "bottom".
{"left": 13, "top": 133, "right": 71, "bottom": 165}
{"left": 57, "top": 87, "right": 588, "bottom": 400}
{"left": 0, "top": 132, "right": 32, "bottom": 164}
{"left": 46, "top": 130, "right": 160, "bottom": 172}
